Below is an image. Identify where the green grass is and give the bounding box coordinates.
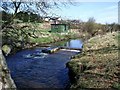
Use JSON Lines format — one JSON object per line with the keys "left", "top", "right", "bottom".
{"left": 67, "top": 32, "right": 120, "bottom": 88}
{"left": 31, "top": 37, "right": 53, "bottom": 44}
{"left": 117, "top": 32, "right": 120, "bottom": 41}
{"left": 37, "top": 29, "right": 51, "bottom": 32}
{"left": 115, "top": 32, "right": 120, "bottom": 49}
{"left": 30, "top": 29, "right": 76, "bottom": 44}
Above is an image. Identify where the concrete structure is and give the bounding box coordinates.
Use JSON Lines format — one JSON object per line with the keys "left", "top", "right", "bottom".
{"left": 42, "top": 46, "right": 82, "bottom": 54}
{"left": 42, "top": 46, "right": 60, "bottom": 53}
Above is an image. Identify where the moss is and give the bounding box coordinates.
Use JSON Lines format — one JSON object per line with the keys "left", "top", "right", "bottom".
{"left": 2, "top": 45, "right": 12, "bottom": 55}
{"left": 112, "top": 83, "right": 120, "bottom": 89}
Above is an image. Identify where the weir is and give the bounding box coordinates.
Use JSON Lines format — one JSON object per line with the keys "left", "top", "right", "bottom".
{"left": 6, "top": 39, "right": 83, "bottom": 88}
{"left": 6, "top": 48, "right": 77, "bottom": 88}
{"left": 60, "top": 46, "right": 82, "bottom": 51}
{"left": 41, "top": 46, "right": 82, "bottom": 54}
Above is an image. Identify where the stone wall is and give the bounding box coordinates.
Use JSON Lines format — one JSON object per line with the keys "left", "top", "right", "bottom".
{"left": 0, "top": 49, "right": 16, "bottom": 89}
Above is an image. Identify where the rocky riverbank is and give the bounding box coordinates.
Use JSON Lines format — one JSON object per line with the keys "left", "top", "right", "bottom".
{"left": 67, "top": 31, "right": 120, "bottom": 89}
{"left": 0, "top": 50, "right": 16, "bottom": 89}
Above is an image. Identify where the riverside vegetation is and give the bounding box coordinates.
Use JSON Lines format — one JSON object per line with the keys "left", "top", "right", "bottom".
{"left": 67, "top": 31, "right": 120, "bottom": 89}
{"left": 2, "top": 22, "right": 85, "bottom": 55}
{"left": 0, "top": 21, "right": 87, "bottom": 89}
{"left": 1, "top": 11, "right": 120, "bottom": 89}
{"left": 1, "top": 20, "right": 120, "bottom": 89}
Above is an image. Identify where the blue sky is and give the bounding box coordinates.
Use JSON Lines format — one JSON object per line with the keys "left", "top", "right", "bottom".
{"left": 50, "top": 2, "right": 118, "bottom": 24}
{"left": 0, "top": 1, "right": 119, "bottom": 24}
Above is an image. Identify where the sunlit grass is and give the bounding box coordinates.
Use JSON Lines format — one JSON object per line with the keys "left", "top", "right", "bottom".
{"left": 67, "top": 31, "right": 120, "bottom": 88}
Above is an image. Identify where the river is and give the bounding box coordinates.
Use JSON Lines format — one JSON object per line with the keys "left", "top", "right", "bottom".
{"left": 6, "top": 39, "right": 83, "bottom": 89}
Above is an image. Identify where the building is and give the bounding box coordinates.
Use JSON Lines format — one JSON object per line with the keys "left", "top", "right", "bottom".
{"left": 50, "top": 17, "right": 69, "bottom": 33}
{"left": 43, "top": 16, "right": 69, "bottom": 33}
{"left": 51, "top": 24, "right": 69, "bottom": 33}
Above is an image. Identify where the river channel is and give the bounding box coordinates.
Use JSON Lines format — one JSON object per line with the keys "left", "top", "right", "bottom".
{"left": 6, "top": 39, "right": 83, "bottom": 89}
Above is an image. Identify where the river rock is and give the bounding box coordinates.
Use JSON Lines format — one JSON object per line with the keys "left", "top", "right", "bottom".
{"left": 2, "top": 45, "right": 12, "bottom": 56}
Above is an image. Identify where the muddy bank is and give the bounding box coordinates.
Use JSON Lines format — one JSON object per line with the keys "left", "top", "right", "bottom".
{"left": 67, "top": 32, "right": 120, "bottom": 89}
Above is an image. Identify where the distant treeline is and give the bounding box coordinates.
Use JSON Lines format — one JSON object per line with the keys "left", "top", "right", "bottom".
{"left": 1, "top": 11, "right": 44, "bottom": 23}
{"left": 1, "top": 11, "right": 120, "bottom": 37}
{"left": 62, "top": 18, "right": 120, "bottom": 36}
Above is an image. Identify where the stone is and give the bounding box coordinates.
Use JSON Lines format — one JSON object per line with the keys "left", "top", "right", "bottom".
{"left": 0, "top": 49, "right": 16, "bottom": 89}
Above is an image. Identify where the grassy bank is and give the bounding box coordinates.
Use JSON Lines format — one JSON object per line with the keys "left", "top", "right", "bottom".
{"left": 30, "top": 31, "right": 76, "bottom": 44}
{"left": 67, "top": 31, "right": 120, "bottom": 89}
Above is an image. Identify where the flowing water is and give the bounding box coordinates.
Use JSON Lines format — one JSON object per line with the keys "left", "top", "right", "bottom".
{"left": 6, "top": 39, "right": 83, "bottom": 88}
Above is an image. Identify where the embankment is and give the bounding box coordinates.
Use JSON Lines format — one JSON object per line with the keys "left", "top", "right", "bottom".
{"left": 67, "top": 31, "right": 120, "bottom": 89}
{"left": 0, "top": 50, "right": 16, "bottom": 89}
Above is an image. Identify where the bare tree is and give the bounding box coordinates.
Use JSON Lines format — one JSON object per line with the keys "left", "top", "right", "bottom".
{"left": 1, "top": 1, "right": 72, "bottom": 19}
{"left": 85, "top": 17, "right": 96, "bottom": 36}
{"left": 1, "top": 0, "right": 74, "bottom": 33}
